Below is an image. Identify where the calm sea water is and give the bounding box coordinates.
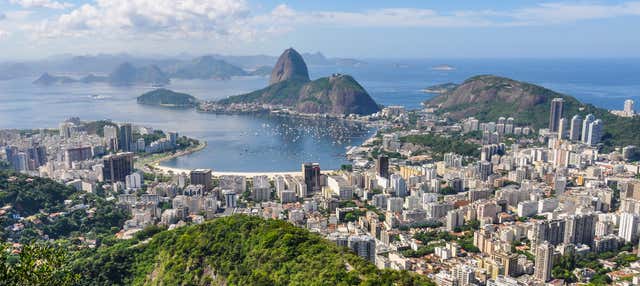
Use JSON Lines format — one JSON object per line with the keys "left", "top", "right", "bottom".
{"left": 0, "top": 59, "right": 638, "bottom": 171}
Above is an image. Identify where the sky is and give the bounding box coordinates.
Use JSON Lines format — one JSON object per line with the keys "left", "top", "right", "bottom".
{"left": 0, "top": 0, "right": 639, "bottom": 60}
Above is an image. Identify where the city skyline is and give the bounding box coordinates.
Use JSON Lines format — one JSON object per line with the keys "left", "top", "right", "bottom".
{"left": 1, "top": 0, "right": 640, "bottom": 60}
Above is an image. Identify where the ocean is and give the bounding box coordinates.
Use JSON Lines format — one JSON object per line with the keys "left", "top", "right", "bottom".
{"left": 0, "top": 58, "right": 638, "bottom": 171}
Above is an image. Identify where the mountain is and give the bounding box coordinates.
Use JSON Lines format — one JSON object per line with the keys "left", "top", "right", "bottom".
{"left": 108, "top": 62, "right": 170, "bottom": 86}
{"left": 270, "top": 48, "right": 310, "bottom": 85}
{"left": 33, "top": 72, "right": 77, "bottom": 85}
{"left": 425, "top": 75, "right": 640, "bottom": 150}
{"left": 167, "top": 56, "right": 247, "bottom": 80}
{"left": 73, "top": 215, "right": 433, "bottom": 286}
{"left": 79, "top": 73, "right": 108, "bottom": 83}
{"left": 219, "top": 48, "right": 380, "bottom": 116}
{"left": 137, "top": 88, "right": 198, "bottom": 107}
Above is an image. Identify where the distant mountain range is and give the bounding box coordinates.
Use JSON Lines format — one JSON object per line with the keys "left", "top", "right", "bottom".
{"left": 2, "top": 52, "right": 365, "bottom": 84}
{"left": 218, "top": 48, "right": 379, "bottom": 115}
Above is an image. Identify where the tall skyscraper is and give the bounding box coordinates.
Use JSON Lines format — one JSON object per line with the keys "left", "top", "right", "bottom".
{"left": 549, "top": 98, "right": 564, "bottom": 132}
{"left": 557, "top": 118, "right": 569, "bottom": 139}
{"left": 102, "top": 152, "right": 134, "bottom": 183}
{"left": 624, "top": 99, "right": 635, "bottom": 116}
{"left": 118, "top": 123, "right": 133, "bottom": 152}
{"left": 347, "top": 235, "right": 376, "bottom": 263}
{"left": 618, "top": 212, "right": 639, "bottom": 243}
{"left": 190, "top": 169, "right": 213, "bottom": 190}
{"left": 569, "top": 115, "right": 582, "bottom": 141}
{"left": 376, "top": 155, "right": 389, "bottom": 179}
{"left": 302, "top": 162, "right": 321, "bottom": 195}
{"left": 534, "top": 241, "right": 554, "bottom": 282}
{"left": 389, "top": 174, "right": 407, "bottom": 197}
{"left": 563, "top": 213, "right": 596, "bottom": 246}
{"left": 587, "top": 119, "right": 603, "bottom": 146}
{"left": 104, "top": 125, "right": 119, "bottom": 151}
{"left": 581, "top": 114, "right": 595, "bottom": 143}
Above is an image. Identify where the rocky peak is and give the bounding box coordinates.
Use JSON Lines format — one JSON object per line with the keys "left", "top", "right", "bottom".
{"left": 269, "top": 48, "right": 310, "bottom": 85}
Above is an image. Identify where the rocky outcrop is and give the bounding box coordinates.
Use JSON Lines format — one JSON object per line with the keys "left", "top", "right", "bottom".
{"left": 269, "top": 48, "right": 310, "bottom": 85}
{"left": 219, "top": 48, "right": 380, "bottom": 115}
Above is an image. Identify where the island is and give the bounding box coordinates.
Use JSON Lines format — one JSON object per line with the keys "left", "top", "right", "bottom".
{"left": 431, "top": 64, "right": 455, "bottom": 71}
{"left": 32, "top": 72, "right": 77, "bottom": 85}
{"left": 207, "top": 48, "right": 380, "bottom": 116}
{"left": 137, "top": 88, "right": 198, "bottom": 108}
{"left": 422, "top": 82, "right": 459, "bottom": 94}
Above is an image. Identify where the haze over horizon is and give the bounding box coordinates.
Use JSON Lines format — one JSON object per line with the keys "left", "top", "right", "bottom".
{"left": 1, "top": 0, "right": 640, "bottom": 60}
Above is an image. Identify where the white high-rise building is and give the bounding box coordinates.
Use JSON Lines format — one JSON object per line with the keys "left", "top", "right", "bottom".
{"left": 587, "top": 119, "right": 603, "bottom": 146}
{"left": 619, "top": 212, "right": 639, "bottom": 243}
{"left": 390, "top": 174, "right": 407, "bottom": 197}
{"left": 581, "top": 114, "right": 595, "bottom": 143}
{"left": 534, "top": 241, "right": 554, "bottom": 282}
{"left": 557, "top": 118, "right": 569, "bottom": 139}
{"left": 624, "top": 99, "right": 635, "bottom": 116}
{"left": 569, "top": 115, "right": 582, "bottom": 141}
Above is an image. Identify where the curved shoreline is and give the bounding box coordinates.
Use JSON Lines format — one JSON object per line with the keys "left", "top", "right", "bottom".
{"left": 144, "top": 141, "right": 316, "bottom": 177}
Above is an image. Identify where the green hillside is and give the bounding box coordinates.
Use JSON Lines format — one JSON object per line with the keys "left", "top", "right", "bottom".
{"left": 137, "top": 89, "right": 198, "bottom": 108}
{"left": 73, "top": 215, "right": 434, "bottom": 286}
{"left": 0, "top": 171, "right": 126, "bottom": 242}
{"left": 425, "top": 75, "right": 640, "bottom": 151}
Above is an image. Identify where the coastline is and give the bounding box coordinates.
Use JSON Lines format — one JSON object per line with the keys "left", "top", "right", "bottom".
{"left": 152, "top": 164, "right": 308, "bottom": 178}
{"left": 138, "top": 139, "right": 208, "bottom": 171}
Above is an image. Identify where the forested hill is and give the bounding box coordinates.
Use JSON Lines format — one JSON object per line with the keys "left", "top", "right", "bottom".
{"left": 0, "top": 171, "right": 127, "bottom": 242}
{"left": 424, "top": 75, "right": 640, "bottom": 151}
{"left": 73, "top": 215, "right": 435, "bottom": 286}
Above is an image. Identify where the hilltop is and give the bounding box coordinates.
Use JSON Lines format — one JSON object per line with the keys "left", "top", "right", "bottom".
{"left": 108, "top": 62, "right": 170, "bottom": 86}
{"left": 137, "top": 89, "right": 198, "bottom": 108}
{"left": 424, "top": 75, "right": 640, "bottom": 150}
{"left": 167, "top": 56, "right": 248, "bottom": 80}
{"left": 218, "top": 48, "right": 380, "bottom": 115}
{"left": 73, "top": 215, "right": 433, "bottom": 286}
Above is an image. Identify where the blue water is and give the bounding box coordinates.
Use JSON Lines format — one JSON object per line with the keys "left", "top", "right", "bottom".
{"left": 0, "top": 59, "right": 638, "bottom": 171}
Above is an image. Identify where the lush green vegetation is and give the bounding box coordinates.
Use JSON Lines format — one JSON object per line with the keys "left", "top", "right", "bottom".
{"left": 400, "top": 133, "right": 480, "bottom": 159}
{"left": 72, "top": 215, "right": 434, "bottom": 286}
{"left": 0, "top": 171, "right": 127, "bottom": 242}
{"left": 83, "top": 120, "right": 118, "bottom": 137}
{"left": 0, "top": 243, "right": 79, "bottom": 286}
{"left": 137, "top": 89, "right": 198, "bottom": 108}
{"left": 552, "top": 253, "right": 611, "bottom": 285}
{"left": 430, "top": 75, "right": 640, "bottom": 151}
{"left": 403, "top": 229, "right": 478, "bottom": 258}
{"left": 133, "top": 130, "right": 165, "bottom": 145}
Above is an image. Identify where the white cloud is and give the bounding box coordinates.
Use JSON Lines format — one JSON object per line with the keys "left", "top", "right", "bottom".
{"left": 9, "top": 0, "right": 73, "bottom": 10}
{"left": 40, "top": 0, "right": 252, "bottom": 39}
{"left": 511, "top": 2, "right": 640, "bottom": 25}
{"left": 0, "top": 30, "right": 8, "bottom": 39}
{"left": 22, "top": 1, "right": 640, "bottom": 45}
{"left": 254, "top": 2, "right": 640, "bottom": 29}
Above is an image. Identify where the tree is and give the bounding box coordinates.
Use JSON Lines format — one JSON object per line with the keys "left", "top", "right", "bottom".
{"left": 0, "top": 243, "right": 80, "bottom": 286}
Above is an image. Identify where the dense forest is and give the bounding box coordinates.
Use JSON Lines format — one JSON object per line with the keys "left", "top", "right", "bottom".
{"left": 72, "top": 215, "right": 435, "bottom": 286}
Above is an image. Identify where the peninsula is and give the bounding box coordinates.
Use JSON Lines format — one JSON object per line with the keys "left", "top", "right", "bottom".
{"left": 206, "top": 48, "right": 380, "bottom": 116}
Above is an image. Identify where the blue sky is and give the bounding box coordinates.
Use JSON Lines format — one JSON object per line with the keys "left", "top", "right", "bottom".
{"left": 0, "top": 0, "right": 639, "bottom": 59}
